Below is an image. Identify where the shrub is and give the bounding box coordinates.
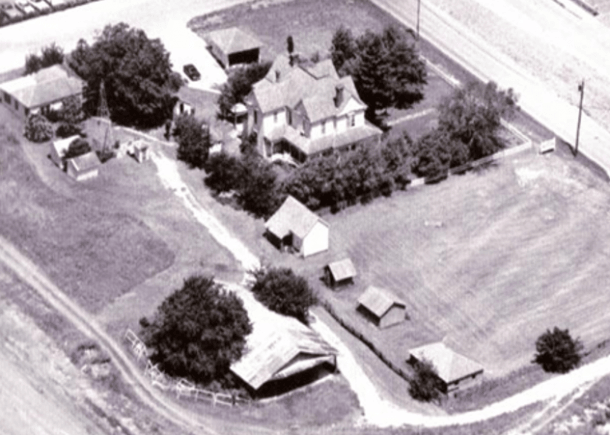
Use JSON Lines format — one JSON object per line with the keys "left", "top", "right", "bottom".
{"left": 249, "top": 267, "right": 317, "bottom": 324}
{"left": 174, "top": 114, "right": 210, "bottom": 168}
{"left": 534, "top": 327, "right": 583, "bottom": 373}
{"left": 55, "top": 122, "right": 82, "bottom": 139}
{"left": 408, "top": 358, "right": 444, "bottom": 402}
{"left": 63, "top": 137, "right": 91, "bottom": 160}
{"left": 140, "top": 275, "right": 252, "bottom": 384}
{"left": 24, "top": 113, "right": 53, "bottom": 142}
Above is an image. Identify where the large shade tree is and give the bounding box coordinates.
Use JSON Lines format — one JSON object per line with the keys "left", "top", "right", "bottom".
{"left": 330, "top": 25, "right": 427, "bottom": 123}
{"left": 140, "top": 275, "right": 252, "bottom": 384}
{"left": 534, "top": 327, "right": 583, "bottom": 373}
{"left": 69, "top": 23, "right": 182, "bottom": 127}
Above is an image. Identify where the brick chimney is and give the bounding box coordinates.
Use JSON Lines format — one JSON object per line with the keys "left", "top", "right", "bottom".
{"left": 334, "top": 84, "right": 345, "bottom": 108}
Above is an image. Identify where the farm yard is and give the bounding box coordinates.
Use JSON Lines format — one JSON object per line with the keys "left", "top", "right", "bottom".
{"left": 302, "top": 148, "right": 610, "bottom": 386}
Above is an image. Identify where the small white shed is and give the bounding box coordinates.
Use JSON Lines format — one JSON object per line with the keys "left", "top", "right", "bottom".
{"left": 265, "top": 196, "right": 329, "bottom": 258}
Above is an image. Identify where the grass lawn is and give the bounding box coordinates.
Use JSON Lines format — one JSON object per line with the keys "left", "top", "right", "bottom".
{"left": 305, "top": 148, "right": 610, "bottom": 386}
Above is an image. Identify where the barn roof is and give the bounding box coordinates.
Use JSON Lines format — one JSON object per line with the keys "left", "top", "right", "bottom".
{"left": 68, "top": 151, "right": 99, "bottom": 172}
{"left": 357, "top": 286, "right": 406, "bottom": 319}
{"left": 0, "top": 65, "right": 83, "bottom": 108}
{"left": 229, "top": 288, "right": 336, "bottom": 391}
{"left": 265, "top": 195, "right": 328, "bottom": 240}
{"left": 205, "top": 27, "right": 263, "bottom": 55}
{"left": 409, "top": 342, "right": 484, "bottom": 385}
{"left": 327, "top": 258, "right": 357, "bottom": 282}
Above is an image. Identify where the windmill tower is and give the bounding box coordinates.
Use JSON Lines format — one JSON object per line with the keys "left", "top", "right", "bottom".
{"left": 97, "top": 81, "right": 113, "bottom": 152}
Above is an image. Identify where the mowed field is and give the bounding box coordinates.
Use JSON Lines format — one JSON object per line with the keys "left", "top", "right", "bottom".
{"left": 309, "top": 149, "right": 610, "bottom": 378}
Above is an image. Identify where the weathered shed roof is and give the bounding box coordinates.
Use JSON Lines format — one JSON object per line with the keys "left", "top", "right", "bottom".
{"left": 409, "top": 342, "right": 484, "bottom": 384}
{"left": 265, "top": 195, "right": 328, "bottom": 240}
{"left": 327, "top": 258, "right": 357, "bottom": 282}
{"left": 357, "top": 286, "right": 406, "bottom": 319}
{"left": 68, "top": 151, "right": 99, "bottom": 172}
{"left": 206, "top": 27, "right": 263, "bottom": 55}
{"left": 0, "top": 65, "right": 83, "bottom": 108}
{"left": 229, "top": 286, "right": 336, "bottom": 391}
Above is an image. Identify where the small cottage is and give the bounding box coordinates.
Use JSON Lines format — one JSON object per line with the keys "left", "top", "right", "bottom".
{"left": 357, "top": 286, "right": 406, "bottom": 329}
{"left": 66, "top": 151, "right": 100, "bottom": 181}
{"left": 265, "top": 196, "right": 329, "bottom": 258}
{"left": 325, "top": 258, "right": 357, "bottom": 288}
{"left": 49, "top": 135, "right": 80, "bottom": 169}
{"left": 408, "top": 342, "right": 484, "bottom": 393}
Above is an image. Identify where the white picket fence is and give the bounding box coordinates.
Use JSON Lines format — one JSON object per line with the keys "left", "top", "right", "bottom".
{"left": 123, "top": 329, "right": 251, "bottom": 406}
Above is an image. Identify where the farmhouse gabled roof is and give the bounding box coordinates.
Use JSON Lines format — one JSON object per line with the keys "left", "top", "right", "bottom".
{"left": 358, "top": 286, "right": 406, "bottom": 319}
{"left": 409, "top": 342, "right": 484, "bottom": 385}
{"left": 68, "top": 151, "right": 99, "bottom": 172}
{"left": 327, "top": 258, "right": 357, "bottom": 282}
{"left": 250, "top": 55, "right": 364, "bottom": 117}
{"left": 0, "top": 65, "right": 83, "bottom": 108}
{"left": 265, "top": 196, "right": 328, "bottom": 240}
{"left": 205, "top": 27, "right": 263, "bottom": 54}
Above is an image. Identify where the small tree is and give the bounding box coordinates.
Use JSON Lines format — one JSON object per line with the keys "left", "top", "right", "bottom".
{"left": 25, "top": 53, "right": 43, "bottom": 75}
{"left": 250, "top": 267, "right": 317, "bottom": 324}
{"left": 217, "top": 62, "right": 272, "bottom": 119}
{"left": 173, "top": 114, "right": 211, "bottom": 169}
{"left": 24, "top": 43, "right": 64, "bottom": 75}
{"left": 140, "top": 275, "right": 252, "bottom": 384}
{"left": 237, "top": 156, "right": 282, "bottom": 219}
{"left": 63, "top": 137, "right": 91, "bottom": 161}
{"left": 24, "top": 113, "right": 53, "bottom": 143}
{"left": 534, "top": 327, "right": 583, "bottom": 373}
{"left": 204, "top": 152, "right": 245, "bottom": 193}
{"left": 408, "top": 358, "right": 443, "bottom": 402}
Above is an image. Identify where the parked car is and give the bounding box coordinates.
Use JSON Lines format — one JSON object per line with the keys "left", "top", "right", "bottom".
{"left": 183, "top": 64, "right": 201, "bottom": 81}
{"left": 30, "top": 0, "right": 50, "bottom": 11}
{"left": 0, "top": 1, "right": 24, "bottom": 19}
{"left": 14, "top": 0, "right": 35, "bottom": 14}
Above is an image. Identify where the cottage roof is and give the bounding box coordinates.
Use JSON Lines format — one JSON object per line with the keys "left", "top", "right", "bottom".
{"left": 327, "top": 258, "right": 357, "bottom": 282}
{"left": 357, "top": 286, "right": 406, "bottom": 319}
{"left": 409, "top": 342, "right": 484, "bottom": 384}
{"left": 206, "top": 27, "right": 263, "bottom": 54}
{"left": 265, "top": 196, "right": 327, "bottom": 240}
{"left": 0, "top": 65, "right": 83, "bottom": 108}
{"left": 68, "top": 151, "right": 99, "bottom": 172}
{"left": 51, "top": 135, "right": 81, "bottom": 158}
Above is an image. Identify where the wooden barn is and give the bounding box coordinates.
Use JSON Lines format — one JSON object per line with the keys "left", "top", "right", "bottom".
{"left": 66, "top": 151, "right": 100, "bottom": 181}
{"left": 325, "top": 258, "right": 357, "bottom": 288}
{"left": 230, "top": 313, "right": 337, "bottom": 398}
{"left": 49, "top": 135, "right": 80, "bottom": 170}
{"left": 205, "top": 27, "right": 263, "bottom": 69}
{"left": 408, "top": 342, "right": 484, "bottom": 393}
{"left": 357, "top": 286, "right": 407, "bottom": 329}
{"left": 265, "top": 196, "right": 329, "bottom": 258}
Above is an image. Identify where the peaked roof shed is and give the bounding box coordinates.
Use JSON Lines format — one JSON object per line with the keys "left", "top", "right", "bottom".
{"left": 357, "top": 286, "right": 407, "bottom": 328}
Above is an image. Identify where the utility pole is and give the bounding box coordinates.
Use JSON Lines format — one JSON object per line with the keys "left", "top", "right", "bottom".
{"left": 575, "top": 79, "right": 585, "bottom": 157}
{"left": 416, "top": 0, "right": 421, "bottom": 40}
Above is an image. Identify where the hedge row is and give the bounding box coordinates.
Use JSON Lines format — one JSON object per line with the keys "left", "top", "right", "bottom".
{"left": 319, "top": 298, "right": 412, "bottom": 384}
{"left": 0, "top": 0, "right": 103, "bottom": 28}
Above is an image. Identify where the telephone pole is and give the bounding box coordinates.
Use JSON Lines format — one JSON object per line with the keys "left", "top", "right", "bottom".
{"left": 416, "top": 0, "right": 421, "bottom": 40}
{"left": 575, "top": 79, "right": 585, "bottom": 157}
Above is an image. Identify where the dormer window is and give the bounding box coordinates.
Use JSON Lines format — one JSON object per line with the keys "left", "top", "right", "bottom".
{"left": 349, "top": 113, "right": 355, "bottom": 127}
{"left": 274, "top": 111, "right": 278, "bottom": 123}
{"left": 321, "top": 121, "right": 326, "bottom": 134}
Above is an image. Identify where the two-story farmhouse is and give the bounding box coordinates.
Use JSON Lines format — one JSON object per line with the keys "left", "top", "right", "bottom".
{"left": 244, "top": 55, "right": 382, "bottom": 164}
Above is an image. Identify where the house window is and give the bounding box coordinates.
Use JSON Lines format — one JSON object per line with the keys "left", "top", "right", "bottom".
{"left": 25, "top": 108, "right": 29, "bottom": 116}
{"left": 349, "top": 113, "right": 355, "bottom": 127}
{"left": 287, "top": 109, "right": 292, "bottom": 126}
{"left": 180, "top": 103, "right": 184, "bottom": 114}
{"left": 254, "top": 110, "right": 258, "bottom": 125}
{"left": 3, "top": 93, "right": 10, "bottom": 104}
{"left": 14, "top": 100, "right": 19, "bottom": 110}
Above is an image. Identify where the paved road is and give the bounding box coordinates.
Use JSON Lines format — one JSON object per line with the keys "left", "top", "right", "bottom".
{"left": 372, "top": 0, "right": 610, "bottom": 178}
{"left": 0, "top": 0, "right": 238, "bottom": 89}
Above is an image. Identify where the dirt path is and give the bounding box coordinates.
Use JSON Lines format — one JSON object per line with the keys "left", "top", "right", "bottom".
{"left": 148, "top": 151, "right": 610, "bottom": 430}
